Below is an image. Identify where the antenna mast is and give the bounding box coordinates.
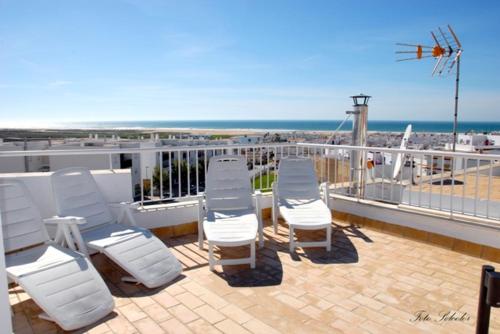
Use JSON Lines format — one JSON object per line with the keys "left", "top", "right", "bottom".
{"left": 396, "top": 25, "right": 463, "bottom": 151}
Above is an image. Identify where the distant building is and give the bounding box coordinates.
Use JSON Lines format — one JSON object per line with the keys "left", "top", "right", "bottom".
{"left": 0, "top": 141, "right": 49, "bottom": 173}
{"left": 447, "top": 133, "right": 500, "bottom": 153}
{"left": 232, "top": 135, "right": 263, "bottom": 144}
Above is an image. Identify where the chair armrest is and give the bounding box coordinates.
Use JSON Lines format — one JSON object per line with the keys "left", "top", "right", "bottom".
{"left": 43, "top": 216, "right": 87, "bottom": 225}
{"left": 43, "top": 216, "right": 89, "bottom": 256}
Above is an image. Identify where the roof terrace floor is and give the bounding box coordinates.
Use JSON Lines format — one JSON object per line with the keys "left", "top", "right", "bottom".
{"left": 9, "top": 219, "right": 500, "bottom": 334}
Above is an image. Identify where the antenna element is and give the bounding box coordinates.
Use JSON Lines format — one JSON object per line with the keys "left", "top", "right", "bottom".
{"left": 396, "top": 25, "right": 463, "bottom": 152}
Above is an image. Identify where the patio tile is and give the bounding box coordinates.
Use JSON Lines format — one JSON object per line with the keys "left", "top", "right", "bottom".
{"left": 167, "top": 304, "right": 199, "bottom": 324}
{"left": 219, "top": 304, "right": 253, "bottom": 324}
{"left": 9, "top": 220, "right": 499, "bottom": 334}
{"left": 215, "top": 319, "right": 251, "bottom": 334}
{"left": 193, "top": 304, "right": 226, "bottom": 324}
{"left": 134, "top": 317, "right": 166, "bottom": 334}
{"left": 159, "top": 318, "right": 193, "bottom": 334}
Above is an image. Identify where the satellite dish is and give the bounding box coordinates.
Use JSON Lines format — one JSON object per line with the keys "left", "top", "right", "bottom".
{"left": 393, "top": 124, "right": 412, "bottom": 179}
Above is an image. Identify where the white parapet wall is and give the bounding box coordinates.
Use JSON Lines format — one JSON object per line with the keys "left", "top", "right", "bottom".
{"left": 0, "top": 169, "right": 272, "bottom": 229}
{"left": 0, "top": 169, "right": 133, "bottom": 218}
{"left": 133, "top": 195, "right": 274, "bottom": 229}
{"left": 1, "top": 168, "right": 499, "bottom": 249}
{"left": 330, "top": 195, "right": 500, "bottom": 249}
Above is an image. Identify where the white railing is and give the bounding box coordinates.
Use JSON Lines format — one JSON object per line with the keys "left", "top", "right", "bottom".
{"left": 0, "top": 142, "right": 499, "bottom": 221}
{"left": 299, "top": 143, "right": 500, "bottom": 221}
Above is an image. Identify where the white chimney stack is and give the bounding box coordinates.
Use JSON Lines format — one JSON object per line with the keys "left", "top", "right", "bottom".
{"left": 346, "top": 94, "right": 371, "bottom": 197}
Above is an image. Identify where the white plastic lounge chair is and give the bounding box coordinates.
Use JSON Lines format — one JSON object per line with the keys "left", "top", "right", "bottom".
{"left": 272, "top": 157, "right": 332, "bottom": 252}
{"left": 198, "top": 156, "right": 263, "bottom": 270}
{"left": 51, "top": 167, "right": 182, "bottom": 288}
{"left": 0, "top": 180, "right": 114, "bottom": 331}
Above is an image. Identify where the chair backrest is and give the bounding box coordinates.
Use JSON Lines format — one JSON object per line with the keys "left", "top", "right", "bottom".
{"left": 206, "top": 155, "right": 253, "bottom": 211}
{"left": 277, "top": 157, "right": 320, "bottom": 200}
{"left": 0, "top": 180, "right": 49, "bottom": 253}
{"left": 51, "top": 168, "right": 115, "bottom": 231}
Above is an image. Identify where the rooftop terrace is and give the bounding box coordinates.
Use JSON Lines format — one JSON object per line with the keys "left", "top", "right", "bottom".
{"left": 2, "top": 142, "right": 500, "bottom": 333}
{"left": 9, "top": 218, "right": 500, "bottom": 334}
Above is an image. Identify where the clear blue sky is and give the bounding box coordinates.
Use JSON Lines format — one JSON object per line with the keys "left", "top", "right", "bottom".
{"left": 1, "top": 0, "right": 499, "bottom": 125}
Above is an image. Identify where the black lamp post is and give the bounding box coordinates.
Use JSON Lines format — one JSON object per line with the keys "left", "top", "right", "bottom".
{"left": 477, "top": 265, "right": 500, "bottom": 334}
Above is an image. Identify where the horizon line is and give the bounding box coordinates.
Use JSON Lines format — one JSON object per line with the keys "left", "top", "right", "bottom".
{"left": 52, "top": 119, "right": 500, "bottom": 123}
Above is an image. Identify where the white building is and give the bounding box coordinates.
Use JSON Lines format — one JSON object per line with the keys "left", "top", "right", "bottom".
{"left": 232, "top": 135, "right": 263, "bottom": 145}
{"left": 0, "top": 141, "right": 49, "bottom": 173}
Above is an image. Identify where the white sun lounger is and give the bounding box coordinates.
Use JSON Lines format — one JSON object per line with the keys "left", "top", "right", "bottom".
{"left": 198, "top": 156, "right": 262, "bottom": 270}
{"left": 0, "top": 180, "right": 114, "bottom": 331}
{"left": 272, "top": 157, "right": 332, "bottom": 252}
{"left": 51, "top": 167, "right": 182, "bottom": 288}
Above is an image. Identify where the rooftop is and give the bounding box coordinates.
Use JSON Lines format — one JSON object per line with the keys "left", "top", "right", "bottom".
{"left": 2, "top": 142, "right": 500, "bottom": 333}
{"left": 10, "top": 218, "right": 500, "bottom": 334}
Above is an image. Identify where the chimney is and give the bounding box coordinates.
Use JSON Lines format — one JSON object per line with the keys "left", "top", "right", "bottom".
{"left": 346, "top": 94, "right": 370, "bottom": 197}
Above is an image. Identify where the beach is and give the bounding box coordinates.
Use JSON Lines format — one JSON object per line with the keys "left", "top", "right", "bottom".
{"left": 4, "top": 119, "right": 499, "bottom": 141}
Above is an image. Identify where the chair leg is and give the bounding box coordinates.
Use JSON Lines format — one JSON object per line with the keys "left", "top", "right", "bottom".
{"left": 289, "top": 226, "right": 294, "bottom": 253}
{"left": 250, "top": 242, "right": 256, "bottom": 269}
{"left": 326, "top": 225, "right": 332, "bottom": 251}
{"left": 258, "top": 219, "right": 264, "bottom": 248}
{"left": 208, "top": 243, "right": 215, "bottom": 271}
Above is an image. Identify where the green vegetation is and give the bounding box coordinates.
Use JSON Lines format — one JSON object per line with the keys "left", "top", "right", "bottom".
{"left": 208, "top": 134, "right": 233, "bottom": 140}
{"left": 0, "top": 129, "right": 186, "bottom": 141}
{"left": 149, "top": 159, "right": 206, "bottom": 197}
{"left": 253, "top": 171, "right": 275, "bottom": 192}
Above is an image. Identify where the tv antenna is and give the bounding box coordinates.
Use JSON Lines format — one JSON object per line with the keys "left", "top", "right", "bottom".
{"left": 396, "top": 25, "right": 462, "bottom": 151}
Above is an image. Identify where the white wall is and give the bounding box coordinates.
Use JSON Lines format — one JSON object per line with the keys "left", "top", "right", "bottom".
{"left": 0, "top": 145, "right": 25, "bottom": 173}
{"left": 0, "top": 142, "right": 51, "bottom": 173}
{"left": 134, "top": 195, "right": 273, "bottom": 229}
{"left": 49, "top": 154, "right": 120, "bottom": 171}
{"left": 0, "top": 170, "right": 132, "bottom": 218}
{"left": 0, "top": 156, "right": 25, "bottom": 173}
{"left": 330, "top": 196, "right": 500, "bottom": 248}
{"left": 139, "top": 142, "right": 158, "bottom": 178}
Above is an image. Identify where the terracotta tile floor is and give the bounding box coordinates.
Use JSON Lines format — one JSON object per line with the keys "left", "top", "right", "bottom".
{"left": 9, "top": 219, "right": 500, "bottom": 334}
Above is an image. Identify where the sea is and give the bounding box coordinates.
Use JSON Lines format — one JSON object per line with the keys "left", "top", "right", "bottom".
{"left": 63, "top": 120, "right": 500, "bottom": 133}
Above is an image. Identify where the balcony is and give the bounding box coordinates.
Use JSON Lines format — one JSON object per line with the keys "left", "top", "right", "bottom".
{"left": 1, "top": 143, "right": 500, "bottom": 333}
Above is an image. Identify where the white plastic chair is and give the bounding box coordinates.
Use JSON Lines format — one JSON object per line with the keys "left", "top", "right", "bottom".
{"left": 0, "top": 180, "right": 114, "bottom": 331}
{"left": 272, "top": 157, "right": 332, "bottom": 252}
{"left": 198, "top": 156, "right": 263, "bottom": 270}
{"left": 50, "top": 167, "right": 182, "bottom": 288}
